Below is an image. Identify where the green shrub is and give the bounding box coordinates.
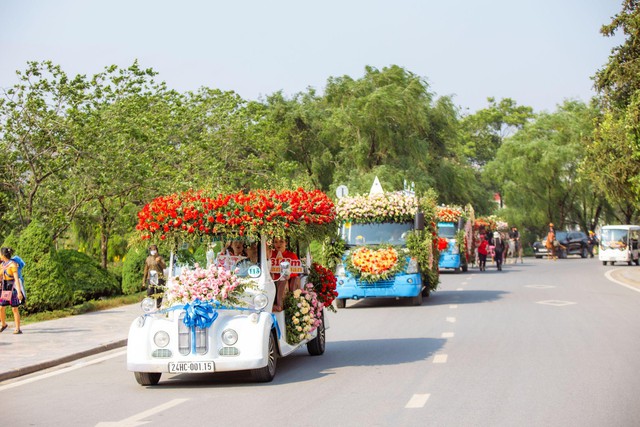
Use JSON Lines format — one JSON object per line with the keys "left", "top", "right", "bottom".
{"left": 58, "top": 249, "right": 121, "bottom": 304}
{"left": 122, "top": 245, "right": 149, "bottom": 295}
{"left": 6, "top": 221, "right": 72, "bottom": 313}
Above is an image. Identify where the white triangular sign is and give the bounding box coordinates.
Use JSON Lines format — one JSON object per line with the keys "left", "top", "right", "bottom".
{"left": 369, "top": 176, "right": 384, "bottom": 195}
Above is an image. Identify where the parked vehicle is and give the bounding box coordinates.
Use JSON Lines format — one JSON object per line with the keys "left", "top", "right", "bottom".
{"left": 599, "top": 225, "right": 640, "bottom": 266}
{"left": 532, "top": 230, "right": 589, "bottom": 259}
{"left": 333, "top": 179, "right": 439, "bottom": 308}
{"left": 127, "top": 188, "right": 337, "bottom": 385}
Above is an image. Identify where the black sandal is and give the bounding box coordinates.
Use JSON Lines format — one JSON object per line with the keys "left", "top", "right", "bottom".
{"left": 0, "top": 324, "right": 7, "bottom": 333}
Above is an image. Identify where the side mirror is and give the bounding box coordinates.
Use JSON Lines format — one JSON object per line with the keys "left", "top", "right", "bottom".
{"left": 415, "top": 212, "right": 425, "bottom": 231}
{"left": 279, "top": 261, "right": 291, "bottom": 280}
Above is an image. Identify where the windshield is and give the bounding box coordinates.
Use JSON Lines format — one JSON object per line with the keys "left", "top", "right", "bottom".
{"left": 437, "top": 222, "right": 458, "bottom": 238}
{"left": 172, "top": 239, "right": 263, "bottom": 279}
{"left": 341, "top": 221, "right": 413, "bottom": 246}
{"left": 555, "top": 231, "right": 567, "bottom": 241}
{"left": 601, "top": 229, "right": 628, "bottom": 246}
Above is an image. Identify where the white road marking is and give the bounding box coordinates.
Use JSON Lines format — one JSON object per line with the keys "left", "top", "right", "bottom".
{"left": 525, "top": 285, "right": 555, "bottom": 289}
{"left": 441, "top": 332, "right": 455, "bottom": 338}
{"left": 449, "top": 304, "right": 458, "bottom": 309}
{"left": 405, "top": 394, "right": 430, "bottom": 408}
{"left": 433, "top": 354, "right": 448, "bottom": 363}
{"left": 536, "top": 300, "right": 577, "bottom": 306}
{"left": 605, "top": 269, "right": 640, "bottom": 293}
{"left": 446, "top": 317, "right": 456, "bottom": 323}
{"left": 0, "top": 350, "right": 126, "bottom": 391}
{"left": 456, "top": 288, "right": 464, "bottom": 291}
{"left": 461, "top": 281, "right": 468, "bottom": 285}
{"left": 95, "top": 398, "right": 188, "bottom": 427}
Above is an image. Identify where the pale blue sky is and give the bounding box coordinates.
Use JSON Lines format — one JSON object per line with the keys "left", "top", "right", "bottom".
{"left": 0, "top": 0, "right": 624, "bottom": 113}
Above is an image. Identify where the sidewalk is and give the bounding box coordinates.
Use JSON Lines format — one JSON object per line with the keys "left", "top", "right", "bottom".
{"left": 0, "top": 302, "right": 141, "bottom": 382}
{"left": 1, "top": 266, "right": 640, "bottom": 383}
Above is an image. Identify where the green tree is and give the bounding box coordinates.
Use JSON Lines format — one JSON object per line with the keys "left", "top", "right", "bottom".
{"left": 0, "top": 61, "right": 88, "bottom": 237}
{"left": 589, "top": 1, "right": 640, "bottom": 220}
{"left": 485, "top": 100, "right": 602, "bottom": 236}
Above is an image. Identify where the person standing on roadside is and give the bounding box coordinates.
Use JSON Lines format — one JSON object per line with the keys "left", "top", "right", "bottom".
{"left": 545, "top": 223, "right": 557, "bottom": 260}
{"left": 0, "top": 247, "right": 25, "bottom": 334}
{"left": 142, "top": 244, "right": 166, "bottom": 309}
{"left": 587, "top": 231, "right": 598, "bottom": 258}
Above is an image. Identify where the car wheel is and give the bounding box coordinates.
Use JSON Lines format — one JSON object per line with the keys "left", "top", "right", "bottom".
{"left": 411, "top": 291, "right": 423, "bottom": 306}
{"left": 307, "top": 312, "right": 325, "bottom": 356}
{"left": 134, "top": 372, "right": 161, "bottom": 386}
{"left": 535, "top": 255, "right": 542, "bottom": 259}
{"left": 602, "top": 261, "right": 607, "bottom": 266}
{"left": 581, "top": 247, "right": 588, "bottom": 258}
{"left": 336, "top": 299, "right": 346, "bottom": 309}
{"left": 251, "top": 331, "right": 277, "bottom": 382}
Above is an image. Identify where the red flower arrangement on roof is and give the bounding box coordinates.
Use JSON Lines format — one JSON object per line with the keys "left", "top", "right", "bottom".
{"left": 136, "top": 188, "right": 336, "bottom": 242}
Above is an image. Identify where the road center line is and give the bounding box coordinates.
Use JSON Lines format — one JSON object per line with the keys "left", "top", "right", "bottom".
{"left": 433, "top": 354, "right": 448, "bottom": 363}
{"left": 405, "top": 394, "right": 430, "bottom": 408}
{"left": 0, "top": 349, "right": 127, "bottom": 391}
{"left": 449, "top": 304, "right": 458, "bottom": 309}
{"left": 441, "top": 332, "right": 454, "bottom": 338}
{"left": 446, "top": 317, "right": 456, "bottom": 323}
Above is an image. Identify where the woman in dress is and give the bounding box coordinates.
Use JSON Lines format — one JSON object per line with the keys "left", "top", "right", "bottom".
{"left": 0, "top": 247, "right": 25, "bottom": 334}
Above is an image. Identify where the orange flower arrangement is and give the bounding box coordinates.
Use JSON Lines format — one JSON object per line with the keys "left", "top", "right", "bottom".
{"left": 346, "top": 245, "right": 407, "bottom": 282}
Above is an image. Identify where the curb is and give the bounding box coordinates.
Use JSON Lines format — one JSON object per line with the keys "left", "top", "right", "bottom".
{"left": 0, "top": 339, "right": 127, "bottom": 382}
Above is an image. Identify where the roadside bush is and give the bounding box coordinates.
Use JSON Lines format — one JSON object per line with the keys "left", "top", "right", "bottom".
{"left": 122, "top": 245, "right": 149, "bottom": 295}
{"left": 6, "top": 221, "right": 72, "bottom": 313}
{"left": 58, "top": 249, "right": 121, "bottom": 304}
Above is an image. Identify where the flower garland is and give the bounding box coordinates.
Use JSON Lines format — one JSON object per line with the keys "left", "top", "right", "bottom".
{"left": 335, "top": 192, "right": 417, "bottom": 224}
{"left": 284, "top": 285, "right": 322, "bottom": 345}
{"left": 164, "top": 263, "right": 254, "bottom": 307}
{"left": 307, "top": 262, "right": 338, "bottom": 312}
{"left": 136, "top": 188, "right": 336, "bottom": 244}
{"left": 436, "top": 205, "right": 463, "bottom": 223}
{"left": 405, "top": 229, "right": 440, "bottom": 293}
{"left": 345, "top": 245, "right": 407, "bottom": 282}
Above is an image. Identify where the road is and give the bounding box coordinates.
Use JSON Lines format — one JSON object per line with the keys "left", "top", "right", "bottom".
{"left": 3, "top": 258, "right": 640, "bottom": 426}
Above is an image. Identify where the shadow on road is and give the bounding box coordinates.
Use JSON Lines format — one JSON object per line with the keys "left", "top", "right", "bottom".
{"left": 155, "top": 337, "right": 445, "bottom": 388}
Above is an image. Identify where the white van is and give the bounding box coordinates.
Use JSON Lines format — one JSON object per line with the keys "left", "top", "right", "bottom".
{"left": 599, "top": 225, "right": 640, "bottom": 266}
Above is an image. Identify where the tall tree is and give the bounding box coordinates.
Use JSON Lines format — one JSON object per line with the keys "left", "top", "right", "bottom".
{"left": 0, "top": 61, "right": 88, "bottom": 238}
{"left": 589, "top": 0, "right": 640, "bottom": 221}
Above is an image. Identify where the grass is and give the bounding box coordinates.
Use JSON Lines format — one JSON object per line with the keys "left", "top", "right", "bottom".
{"left": 2, "top": 292, "right": 146, "bottom": 326}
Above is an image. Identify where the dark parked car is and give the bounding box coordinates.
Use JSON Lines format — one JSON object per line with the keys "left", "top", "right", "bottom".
{"left": 532, "top": 230, "right": 589, "bottom": 259}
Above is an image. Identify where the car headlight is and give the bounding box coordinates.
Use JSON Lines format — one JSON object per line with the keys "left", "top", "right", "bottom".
{"left": 253, "top": 293, "right": 268, "bottom": 310}
{"left": 221, "top": 329, "right": 238, "bottom": 346}
{"left": 141, "top": 297, "right": 157, "bottom": 313}
{"left": 154, "top": 331, "right": 170, "bottom": 348}
{"left": 335, "top": 263, "right": 346, "bottom": 278}
{"left": 406, "top": 258, "right": 418, "bottom": 274}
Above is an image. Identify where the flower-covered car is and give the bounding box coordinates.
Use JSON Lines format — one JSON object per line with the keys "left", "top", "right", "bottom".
{"left": 436, "top": 204, "right": 474, "bottom": 273}
{"left": 332, "top": 183, "right": 440, "bottom": 308}
{"left": 127, "top": 189, "right": 337, "bottom": 385}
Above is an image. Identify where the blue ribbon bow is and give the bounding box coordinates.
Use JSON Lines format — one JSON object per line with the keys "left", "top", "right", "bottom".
{"left": 183, "top": 299, "right": 218, "bottom": 353}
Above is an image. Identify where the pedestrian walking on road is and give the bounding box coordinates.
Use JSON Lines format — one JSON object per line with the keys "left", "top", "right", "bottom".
{"left": 493, "top": 232, "right": 506, "bottom": 271}
{"left": 545, "top": 223, "right": 557, "bottom": 260}
{"left": 0, "top": 247, "right": 25, "bottom": 334}
{"left": 142, "top": 244, "right": 166, "bottom": 309}
{"left": 478, "top": 234, "right": 488, "bottom": 271}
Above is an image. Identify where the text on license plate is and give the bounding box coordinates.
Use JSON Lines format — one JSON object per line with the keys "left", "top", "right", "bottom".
{"left": 168, "top": 361, "right": 215, "bottom": 373}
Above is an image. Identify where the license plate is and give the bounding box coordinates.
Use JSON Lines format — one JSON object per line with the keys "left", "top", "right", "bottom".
{"left": 168, "top": 361, "right": 215, "bottom": 373}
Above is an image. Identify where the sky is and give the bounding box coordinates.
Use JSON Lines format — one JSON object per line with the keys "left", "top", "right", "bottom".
{"left": 0, "top": 0, "right": 626, "bottom": 114}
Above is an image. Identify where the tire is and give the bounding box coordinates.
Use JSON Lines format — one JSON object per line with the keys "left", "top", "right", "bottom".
{"left": 421, "top": 285, "right": 430, "bottom": 297}
{"left": 560, "top": 249, "right": 567, "bottom": 259}
{"left": 628, "top": 261, "right": 633, "bottom": 266}
{"left": 581, "top": 247, "right": 588, "bottom": 258}
{"left": 307, "top": 312, "right": 325, "bottom": 356}
{"left": 134, "top": 372, "right": 161, "bottom": 386}
{"left": 336, "top": 299, "right": 346, "bottom": 309}
{"left": 411, "top": 291, "right": 423, "bottom": 306}
{"left": 454, "top": 266, "right": 461, "bottom": 273}
{"left": 251, "top": 331, "right": 277, "bottom": 382}
{"left": 635, "top": 258, "right": 639, "bottom": 266}
{"left": 602, "top": 261, "right": 607, "bottom": 266}
{"left": 535, "top": 255, "right": 542, "bottom": 259}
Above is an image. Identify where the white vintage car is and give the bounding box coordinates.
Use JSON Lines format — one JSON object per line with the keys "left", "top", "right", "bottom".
{"left": 127, "top": 235, "right": 327, "bottom": 385}
{"left": 128, "top": 188, "right": 337, "bottom": 386}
